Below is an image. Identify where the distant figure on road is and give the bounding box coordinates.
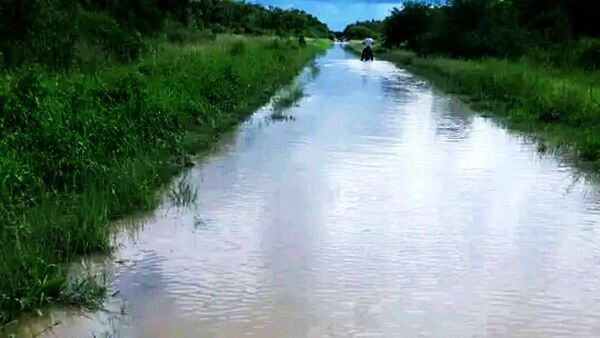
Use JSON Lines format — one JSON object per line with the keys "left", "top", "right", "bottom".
{"left": 361, "top": 37, "right": 374, "bottom": 61}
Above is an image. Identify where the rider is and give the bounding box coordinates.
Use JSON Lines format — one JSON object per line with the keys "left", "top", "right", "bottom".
{"left": 361, "top": 36, "right": 374, "bottom": 61}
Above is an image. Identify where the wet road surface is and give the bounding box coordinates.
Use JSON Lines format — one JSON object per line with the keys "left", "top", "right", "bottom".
{"left": 7, "top": 44, "right": 600, "bottom": 338}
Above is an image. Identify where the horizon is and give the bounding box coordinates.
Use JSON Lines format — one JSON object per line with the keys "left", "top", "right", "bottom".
{"left": 249, "top": 0, "right": 445, "bottom": 31}
{"left": 249, "top": 0, "right": 400, "bottom": 31}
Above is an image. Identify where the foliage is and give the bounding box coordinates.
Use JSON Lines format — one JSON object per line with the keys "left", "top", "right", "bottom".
{"left": 0, "top": 37, "right": 329, "bottom": 323}
{"left": 0, "top": 0, "right": 79, "bottom": 69}
{"left": 382, "top": 0, "right": 600, "bottom": 64}
{"left": 345, "top": 26, "right": 377, "bottom": 40}
{"left": 383, "top": 2, "right": 432, "bottom": 49}
{"left": 341, "top": 20, "right": 383, "bottom": 40}
{"left": 0, "top": 0, "right": 331, "bottom": 324}
{"left": 190, "top": 1, "right": 330, "bottom": 38}
{"left": 165, "top": 20, "right": 216, "bottom": 44}
{"left": 577, "top": 39, "right": 600, "bottom": 71}
{"left": 0, "top": 0, "right": 330, "bottom": 69}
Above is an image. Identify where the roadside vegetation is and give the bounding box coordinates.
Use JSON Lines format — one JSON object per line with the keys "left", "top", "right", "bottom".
{"left": 338, "top": 20, "right": 384, "bottom": 41}
{"left": 0, "top": 0, "right": 331, "bottom": 323}
{"left": 1, "top": 0, "right": 331, "bottom": 70}
{"left": 380, "top": 50, "right": 600, "bottom": 168}
{"left": 346, "top": 0, "right": 600, "bottom": 169}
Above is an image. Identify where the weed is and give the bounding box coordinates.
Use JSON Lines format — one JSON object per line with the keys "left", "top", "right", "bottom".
{"left": 0, "top": 37, "right": 331, "bottom": 323}
{"left": 298, "top": 36, "right": 307, "bottom": 47}
{"left": 59, "top": 274, "right": 107, "bottom": 310}
{"left": 272, "top": 82, "right": 304, "bottom": 113}
{"left": 169, "top": 173, "right": 198, "bottom": 207}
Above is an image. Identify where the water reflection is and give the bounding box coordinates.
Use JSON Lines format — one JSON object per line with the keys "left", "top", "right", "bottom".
{"left": 432, "top": 98, "right": 474, "bottom": 142}
{"left": 5, "top": 44, "right": 600, "bottom": 338}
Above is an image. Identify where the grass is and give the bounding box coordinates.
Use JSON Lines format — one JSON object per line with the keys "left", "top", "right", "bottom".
{"left": 273, "top": 82, "right": 304, "bottom": 112}
{"left": 58, "top": 274, "right": 107, "bottom": 310}
{"left": 168, "top": 171, "right": 198, "bottom": 207}
{"left": 270, "top": 80, "right": 305, "bottom": 120}
{"left": 347, "top": 41, "right": 600, "bottom": 170}
{"left": 0, "top": 36, "right": 331, "bottom": 323}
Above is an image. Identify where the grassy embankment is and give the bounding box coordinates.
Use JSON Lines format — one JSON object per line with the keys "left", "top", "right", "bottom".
{"left": 348, "top": 41, "right": 600, "bottom": 170}
{"left": 0, "top": 36, "right": 330, "bottom": 323}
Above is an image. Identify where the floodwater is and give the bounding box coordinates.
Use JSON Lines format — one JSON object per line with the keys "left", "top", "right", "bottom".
{"left": 6, "top": 44, "right": 600, "bottom": 337}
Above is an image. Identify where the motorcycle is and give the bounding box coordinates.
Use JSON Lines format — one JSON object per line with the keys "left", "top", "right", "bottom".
{"left": 361, "top": 46, "right": 374, "bottom": 61}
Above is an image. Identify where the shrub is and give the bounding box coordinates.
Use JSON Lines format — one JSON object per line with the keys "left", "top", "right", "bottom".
{"left": 230, "top": 41, "right": 246, "bottom": 56}
{"left": 298, "top": 36, "right": 307, "bottom": 47}
{"left": 346, "top": 26, "right": 376, "bottom": 40}
{"left": 577, "top": 39, "right": 600, "bottom": 71}
{"left": 269, "top": 38, "right": 282, "bottom": 49}
{"left": 211, "top": 24, "right": 228, "bottom": 34}
{"left": 165, "top": 20, "right": 216, "bottom": 44}
{"left": 383, "top": 3, "right": 432, "bottom": 48}
{"left": 109, "top": 28, "right": 145, "bottom": 62}
{"left": 109, "top": 0, "right": 166, "bottom": 36}
{"left": 0, "top": 0, "right": 79, "bottom": 69}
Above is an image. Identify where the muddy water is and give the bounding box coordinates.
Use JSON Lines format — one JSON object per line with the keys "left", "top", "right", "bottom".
{"left": 8, "top": 44, "right": 600, "bottom": 337}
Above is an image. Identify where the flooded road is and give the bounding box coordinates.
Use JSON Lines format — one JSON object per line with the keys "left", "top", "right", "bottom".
{"left": 8, "top": 44, "right": 600, "bottom": 337}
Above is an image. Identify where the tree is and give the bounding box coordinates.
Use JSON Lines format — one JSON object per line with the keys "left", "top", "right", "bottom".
{"left": 383, "top": 2, "right": 432, "bottom": 47}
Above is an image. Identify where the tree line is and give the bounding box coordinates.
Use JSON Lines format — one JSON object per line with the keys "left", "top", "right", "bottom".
{"left": 380, "top": 0, "right": 600, "bottom": 69}
{"left": 339, "top": 0, "right": 599, "bottom": 70}
{"left": 339, "top": 20, "right": 384, "bottom": 40}
{"left": 0, "top": 0, "right": 331, "bottom": 69}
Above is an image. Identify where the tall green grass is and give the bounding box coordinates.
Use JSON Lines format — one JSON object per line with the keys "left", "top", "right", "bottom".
{"left": 350, "top": 41, "right": 600, "bottom": 170}
{"left": 0, "top": 36, "right": 330, "bottom": 322}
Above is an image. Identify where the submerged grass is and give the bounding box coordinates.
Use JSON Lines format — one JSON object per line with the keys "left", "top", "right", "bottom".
{"left": 168, "top": 171, "right": 198, "bottom": 207}
{"left": 0, "top": 36, "right": 330, "bottom": 322}
{"left": 347, "top": 41, "right": 600, "bottom": 170}
{"left": 270, "top": 80, "right": 305, "bottom": 120}
{"left": 272, "top": 82, "right": 304, "bottom": 112}
{"left": 58, "top": 274, "right": 107, "bottom": 310}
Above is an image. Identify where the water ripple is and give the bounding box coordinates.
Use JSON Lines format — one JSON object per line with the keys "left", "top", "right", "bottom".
{"left": 10, "top": 43, "right": 600, "bottom": 338}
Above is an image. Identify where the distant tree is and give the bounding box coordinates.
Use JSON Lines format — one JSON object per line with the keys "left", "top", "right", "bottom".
{"left": 345, "top": 26, "right": 376, "bottom": 40}
{"left": 159, "top": 0, "right": 191, "bottom": 25}
{"left": 109, "top": 0, "right": 166, "bottom": 34}
{"left": 383, "top": 2, "right": 432, "bottom": 47}
{"left": 0, "top": 0, "right": 79, "bottom": 68}
{"left": 0, "top": 0, "right": 331, "bottom": 69}
{"left": 342, "top": 20, "right": 383, "bottom": 40}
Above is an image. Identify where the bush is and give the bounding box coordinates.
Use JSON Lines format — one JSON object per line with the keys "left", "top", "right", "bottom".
{"left": 211, "top": 24, "right": 228, "bottom": 34}
{"left": 528, "top": 39, "right": 600, "bottom": 71}
{"left": 166, "top": 23, "right": 216, "bottom": 44}
{"left": 342, "top": 20, "right": 383, "bottom": 41}
{"left": 109, "top": 0, "right": 166, "bottom": 35}
{"left": 0, "top": 0, "right": 332, "bottom": 70}
{"left": 381, "top": 0, "right": 582, "bottom": 60}
{"left": 0, "top": 2, "right": 146, "bottom": 69}
{"left": 577, "top": 39, "right": 600, "bottom": 71}
{"left": 298, "top": 36, "right": 307, "bottom": 47}
{"left": 230, "top": 41, "right": 246, "bottom": 56}
{"left": 109, "top": 28, "right": 145, "bottom": 62}
{"left": 383, "top": 3, "right": 431, "bottom": 48}
{"left": 345, "top": 26, "right": 376, "bottom": 40}
{"left": 74, "top": 11, "right": 121, "bottom": 68}
{"left": 244, "top": 26, "right": 265, "bottom": 35}
{"left": 0, "top": 0, "right": 79, "bottom": 69}
{"left": 269, "top": 38, "right": 282, "bottom": 49}
{"left": 77, "top": 10, "right": 121, "bottom": 43}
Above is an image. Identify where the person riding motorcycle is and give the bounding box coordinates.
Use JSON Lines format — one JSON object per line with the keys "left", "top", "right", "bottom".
{"left": 361, "top": 37, "right": 374, "bottom": 61}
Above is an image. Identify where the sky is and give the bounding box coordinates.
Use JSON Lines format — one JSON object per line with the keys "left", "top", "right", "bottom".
{"left": 250, "top": 0, "right": 403, "bottom": 31}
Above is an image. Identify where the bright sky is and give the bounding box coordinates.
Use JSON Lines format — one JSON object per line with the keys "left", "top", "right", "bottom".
{"left": 249, "top": 0, "right": 402, "bottom": 31}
